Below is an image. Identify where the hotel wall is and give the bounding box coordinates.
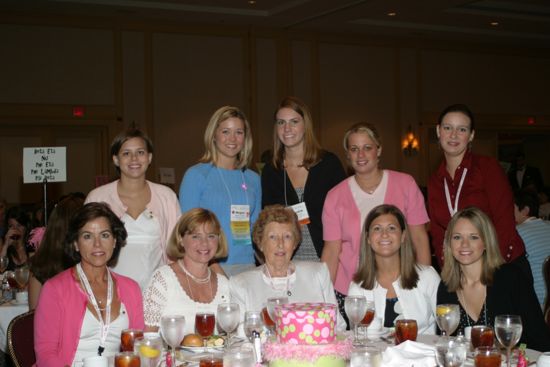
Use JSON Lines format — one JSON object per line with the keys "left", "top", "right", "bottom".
{"left": 1, "top": 18, "right": 549, "bottom": 204}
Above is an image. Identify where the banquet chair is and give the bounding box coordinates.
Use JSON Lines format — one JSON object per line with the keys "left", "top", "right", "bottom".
{"left": 7, "top": 310, "right": 35, "bottom": 367}
{"left": 544, "top": 256, "right": 550, "bottom": 329}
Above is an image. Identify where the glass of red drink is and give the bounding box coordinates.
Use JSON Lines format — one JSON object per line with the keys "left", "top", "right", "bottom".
{"left": 121, "top": 329, "right": 144, "bottom": 352}
{"left": 199, "top": 355, "right": 223, "bottom": 367}
{"left": 395, "top": 319, "right": 418, "bottom": 345}
{"left": 195, "top": 313, "right": 215, "bottom": 339}
{"left": 262, "top": 306, "right": 275, "bottom": 329}
{"left": 474, "top": 346, "right": 502, "bottom": 367}
{"left": 114, "top": 351, "right": 140, "bottom": 367}
{"left": 471, "top": 325, "right": 494, "bottom": 349}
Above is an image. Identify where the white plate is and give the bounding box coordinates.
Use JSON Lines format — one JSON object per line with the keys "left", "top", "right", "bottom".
{"left": 177, "top": 346, "right": 224, "bottom": 354}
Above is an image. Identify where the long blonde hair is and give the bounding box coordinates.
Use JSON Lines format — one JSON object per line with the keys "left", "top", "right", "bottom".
{"left": 441, "top": 207, "right": 504, "bottom": 291}
{"left": 200, "top": 106, "right": 253, "bottom": 169}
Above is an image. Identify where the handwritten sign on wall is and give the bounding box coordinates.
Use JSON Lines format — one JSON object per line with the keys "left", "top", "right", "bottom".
{"left": 23, "top": 147, "right": 67, "bottom": 183}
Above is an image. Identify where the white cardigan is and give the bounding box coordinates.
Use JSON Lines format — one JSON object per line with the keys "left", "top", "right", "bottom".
{"left": 348, "top": 265, "right": 440, "bottom": 335}
{"left": 229, "top": 261, "right": 346, "bottom": 334}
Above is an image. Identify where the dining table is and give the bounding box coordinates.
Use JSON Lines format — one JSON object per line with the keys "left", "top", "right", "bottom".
{"left": 0, "top": 299, "right": 29, "bottom": 352}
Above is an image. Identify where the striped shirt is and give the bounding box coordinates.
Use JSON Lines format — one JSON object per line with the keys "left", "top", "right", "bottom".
{"left": 516, "top": 218, "right": 550, "bottom": 305}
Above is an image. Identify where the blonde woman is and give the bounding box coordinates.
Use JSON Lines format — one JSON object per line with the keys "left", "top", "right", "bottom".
{"left": 437, "top": 207, "right": 550, "bottom": 351}
{"left": 143, "top": 208, "right": 229, "bottom": 334}
{"left": 179, "top": 106, "right": 261, "bottom": 276}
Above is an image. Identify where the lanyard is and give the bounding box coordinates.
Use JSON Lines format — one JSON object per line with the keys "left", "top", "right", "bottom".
{"left": 444, "top": 168, "right": 468, "bottom": 217}
{"left": 76, "top": 263, "right": 113, "bottom": 356}
{"left": 216, "top": 166, "right": 249, "bottom": 206}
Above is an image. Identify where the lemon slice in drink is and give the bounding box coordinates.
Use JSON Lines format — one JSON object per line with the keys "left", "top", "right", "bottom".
{"left": 139, "top": 345, "right": 161, "bottom": 358}
{"left": 436, "top": 305, "right": 452, "bottom": 317}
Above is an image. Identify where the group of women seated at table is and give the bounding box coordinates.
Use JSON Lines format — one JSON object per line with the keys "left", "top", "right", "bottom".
{"left": 24, "top": 98, "right": 550, "bottom": 366}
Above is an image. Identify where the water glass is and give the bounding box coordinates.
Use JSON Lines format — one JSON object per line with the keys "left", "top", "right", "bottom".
{"left": 495, "top": 315, "right": 522, "bottom": 367}
{"left": 435, "top": 336, "right": 467, "bottom": 367}
{"left": 344, "top": 295, "right": 367, "bottom": 345}
{"left": 217, "top": 303, "right": 240, "bottom": 347}
{"left": 435, "top": 304, "right": 460, "bottom": 336}
{"left": 243, "top": 311, "right": 263, "bottom": 341}
{"left": 223, "top": 346, "right": 256, "bottom": 367}
{"left": 266, "top": 297, "right": 288, "bottom": 323}
{"left": 350, "top": 346, "right": 381, "bottom": 367}
{"left": 134, "top": 335, "right": 163, "bottom": 367}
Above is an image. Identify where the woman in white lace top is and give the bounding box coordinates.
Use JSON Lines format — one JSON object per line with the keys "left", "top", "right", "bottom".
{"left": 143, "top": 208, "right": 230, "bottom": 334}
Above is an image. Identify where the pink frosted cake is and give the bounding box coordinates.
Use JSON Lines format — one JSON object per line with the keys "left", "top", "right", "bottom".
{"left": 264, "top": 303, "right": 351, "bottom": 367}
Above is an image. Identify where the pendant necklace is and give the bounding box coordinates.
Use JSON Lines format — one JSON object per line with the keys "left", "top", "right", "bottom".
{"left": 264, "top": 263, "right": 293, "bottom": 297}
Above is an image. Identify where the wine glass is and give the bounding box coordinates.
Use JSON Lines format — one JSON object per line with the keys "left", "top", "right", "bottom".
{"left": 160, "top": 315, "right": 186, "bottom": 365}
{"left": 495, "top": 314, "right": 523, "bottom": 367}
{"left": 0, "top": 256, "right": 8, "bottom": 274}
{"left": 344, "top": 295, "right": 367, "bottom": 345}
{"left": 195, "top": 312, "right": 216, "bottom": 344}
{"left": 435, "top": 304, "right": 460, "bottom": 336}
{"left": 217, "top": 303, "right": 240, "bottom": 348}
{"left": 266, "top": 296, "right": 288, "bottom": 325}
{"left": 435, "top": 336, "right": 467, "bottom": 367}
{"left": 14, "top": 266, "right": 30, "bottom": 290}
{"left": 243, "top": 311, "right": 264, "bottom": 342}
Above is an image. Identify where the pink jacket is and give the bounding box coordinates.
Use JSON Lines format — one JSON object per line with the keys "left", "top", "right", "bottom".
{"left": 85, "top": 180, "right": 181, "bottom": 263}
{"left": 322, "top": 170, "right": 429, "bottom": 294}
{"left": 34, "top": 268, "right": 144, "bottom": 367}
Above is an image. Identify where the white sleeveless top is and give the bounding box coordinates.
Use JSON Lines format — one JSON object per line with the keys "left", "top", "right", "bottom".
{"left": 72, "top": 303, "right": 129, "bottom": 366}
{"left": 115, "top": 210, "right": 162, "bottom": 289}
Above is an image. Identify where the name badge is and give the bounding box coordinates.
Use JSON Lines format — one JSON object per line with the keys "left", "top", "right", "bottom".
{"left": 230, "top": 204, "right": 252, "bottom": 246}
{"left": 290, "top": 202, "right": 311, "bottom": 225}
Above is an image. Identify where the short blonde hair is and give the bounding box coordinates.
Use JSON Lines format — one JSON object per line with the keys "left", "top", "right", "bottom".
{"left": 167, "top": 208, "right": 228, "bottom": 260}
{"left": 343, "top": 122, "right": 382, "bottom": 151}
{"left": 200, "top": 106, "right": 253, "bottom": 169}
{"left": 272, "top": 96, "right": 322, "bottom": 170}
{"left": 252, "top": 205, "right": 301, "bottom": 255}
{"left": 441, "top": 207, "right": 504, "bottom": 291}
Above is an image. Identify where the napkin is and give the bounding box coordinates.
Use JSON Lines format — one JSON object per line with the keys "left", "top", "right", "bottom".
{"left": 382, "top": 340, "right": 436, "bottom": 367}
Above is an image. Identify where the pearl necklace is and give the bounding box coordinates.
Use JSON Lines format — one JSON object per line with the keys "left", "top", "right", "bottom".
{"left": 178, "top": 259, "right": 211, "bottom": 284}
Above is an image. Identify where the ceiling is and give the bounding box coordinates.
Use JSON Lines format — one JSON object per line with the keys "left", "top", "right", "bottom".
{"left": 2, "top": 0, "right": 550, "bottom": 48}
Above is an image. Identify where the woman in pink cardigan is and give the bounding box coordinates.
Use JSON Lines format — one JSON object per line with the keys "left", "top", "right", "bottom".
{"left": 321, "top": 122, "right": 430, "bottom": 325}
{"left": 34, "top": 203, "right": 144, "bottom": 367}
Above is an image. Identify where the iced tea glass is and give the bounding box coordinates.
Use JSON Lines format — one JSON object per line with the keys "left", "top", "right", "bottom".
{"left": 195, "top": 313, "right": 216, "bottom": 342}
{"left": 395, "top": 319, "right": 418, "bottom": 345}
{"left": 474, "top": 346, "right": 502, "bottom": 367}
{"left": 121, "top": 329, "right": 144, "bottom": 352}
{"left": 199, "top": 354, "right": 223, "bottom": 367}
{"left": 471, "top": 325, "right": 494, "bottom": 349}
{"left": 114, "top": 351, "right": 140, "bottom": 367}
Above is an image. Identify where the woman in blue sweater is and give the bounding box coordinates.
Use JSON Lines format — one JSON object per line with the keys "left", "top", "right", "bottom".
{"left": 179, "top": 106, "right": 261, "bottom": 277}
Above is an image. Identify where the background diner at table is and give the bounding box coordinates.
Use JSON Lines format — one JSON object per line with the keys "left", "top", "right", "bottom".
{"left": 230, "top": 204, "right": 346, "bottom": 335}
{"left": 34, "top": 202, "right": 144, "bottom": 367}
{"left": 436, "top": 206, "right": 550, "bottom": 352}
{"left": 143, "top": 207, "right": 230, "bottom": 335}
{"left": 28, "top": 193, "right": 85, "bottom": 309}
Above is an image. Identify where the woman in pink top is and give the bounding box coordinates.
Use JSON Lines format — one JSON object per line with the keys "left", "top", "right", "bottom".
{"left": 321, "top": 122, "right": 430, "bottom": 325}
{"left": 34, "top": 202, "right": 144, "bottom": 367}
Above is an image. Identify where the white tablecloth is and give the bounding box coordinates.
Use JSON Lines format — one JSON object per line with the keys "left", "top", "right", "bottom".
{"left": 0, "top": 300, "right": 29, "bottom": 352}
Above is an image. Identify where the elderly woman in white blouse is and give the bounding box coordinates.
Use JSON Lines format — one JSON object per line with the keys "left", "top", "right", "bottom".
{"left": 230, "top": 205, "right": 345, "bottom": 331}
{"left": 143, "top": 208, "right": 230, "bottom": 334}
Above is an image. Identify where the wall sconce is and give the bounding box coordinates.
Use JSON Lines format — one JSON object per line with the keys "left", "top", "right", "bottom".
{"left": 402, "top": 126, "right": 419, "bottom": 156}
